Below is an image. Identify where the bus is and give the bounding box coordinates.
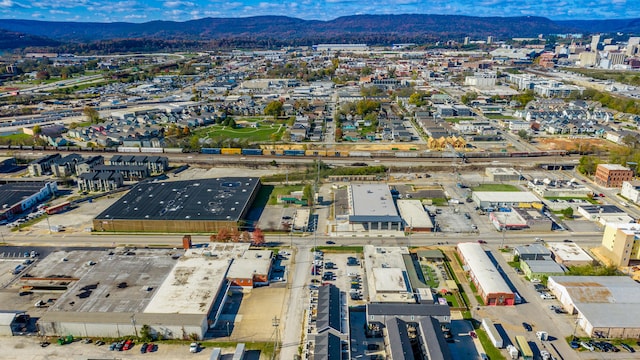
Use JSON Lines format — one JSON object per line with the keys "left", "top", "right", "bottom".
{"left": 515, "top": 335, "right": 533, "bottom": 360}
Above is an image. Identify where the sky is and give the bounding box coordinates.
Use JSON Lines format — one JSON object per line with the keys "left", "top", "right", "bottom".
{"left": 0, "top": 0, "right": 637, "bottom": 23}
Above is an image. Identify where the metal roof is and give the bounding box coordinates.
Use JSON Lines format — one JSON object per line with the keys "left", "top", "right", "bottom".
{"left": 349, "top": 183, "right": 400, "bottom": 219}
{"left": 367, "top": 303, "right": 451, "bottom": 317}
{"left": 95, "top": 177, "right": 260, "bottom": 221}
{"left": 473, "top": 191, "right": 540, "bottom": 203}
{"left": 313, "top": 331, "right": 342, "bottom": 360}
{"left": 418, "top": 316, "right": 453, "bottom": 360}
{"left": 457, "top": 242, "right": 512, "bottom": 295}
{"left": 316, "top": 284, "right": 342, "bottom": 333}
{"left": 386, "top": 317, "right": 415, "bottom": 360}
{"left": 397, "top": 199, "right": 434, "bottom": 229}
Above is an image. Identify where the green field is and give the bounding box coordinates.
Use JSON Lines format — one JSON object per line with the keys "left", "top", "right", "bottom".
{"left": 472, "top": 184, "right": 520, "bottom": 192}
{"left": 194, "top": 124, "right": 284, "bottom": 142}
{"left": 266, "top": 185, "right": 304, "bottom": 205}
{"left": 485, "top": 114, "right": 515, "bottom": 120}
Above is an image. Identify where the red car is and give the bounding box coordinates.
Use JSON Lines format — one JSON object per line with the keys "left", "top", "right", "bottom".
{"left": 147, "top": 343, "right": 156, "bottom": 352}
{"left": 122, "top": 339, "right": 133, "bottom": 350}
{"left": 477, "top": 240, "right": 487, "bottom": 244}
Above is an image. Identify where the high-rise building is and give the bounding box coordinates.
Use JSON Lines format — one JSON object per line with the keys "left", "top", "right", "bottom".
{"left": 487, "top": 36, "right": 493, "bottom": 45}
{"left": 601, "top": 223, "right": 640, "bottom": 267}
{"left": 627, "top": 37, "right": 640, "bottom": 56}
{"left": 591, "top": 34, "right": 601, "bottom": 52}
{"left": 464, "top": 37, "right": 470, "bottom": 45}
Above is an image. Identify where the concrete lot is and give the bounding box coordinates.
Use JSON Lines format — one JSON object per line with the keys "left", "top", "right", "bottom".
{"left": 218, "top": 287, "right": 286, "bottom": 342}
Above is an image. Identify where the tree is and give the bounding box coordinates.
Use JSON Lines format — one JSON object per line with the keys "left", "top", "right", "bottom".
{"left": 561, "top": 207, "right": 574, "bottom": 219}
{"left": 140, "top": 324, "right": 153, "bottom": 342}
{"left": 216, "top": 228, "right": 230, "bottom": 242}
{"left": 578, "top": 155, "right": 600, "bottom": 176}
{"left": 251, "top": 227, "right": 265, "bottom": 246}
{"left": 517, "top": 129, "right": 530, "bottom": 141}
{"left": 35, "top": 70, "right": 50, "bottom": 80}
{"left": 264, "top": 100, "right": 284, "bottom": 118}
{"left": 83, "top": 106, "right": 100, "bottom": 124}
{"left": 460, "top": 91, "right": 478, "bottom": 105}
{"left": 32, "top": 125, "right": 42, "bottom": 135}
{"left": 303, "top": 184, "right": 314, "bottom": 207}
{"left": 408, "top": 92, "right": 426, "bottom": 107}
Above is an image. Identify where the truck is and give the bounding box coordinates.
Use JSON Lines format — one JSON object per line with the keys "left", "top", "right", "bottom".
{"left": 209, "top": 348, "right": 222, "bottom": 360}
{"left": 506, "top": 345, "right": 519, "bottom": 360}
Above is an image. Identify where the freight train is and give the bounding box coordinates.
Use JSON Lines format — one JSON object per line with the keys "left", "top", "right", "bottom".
{"left": 0, "top": 144, "right": 568, "bottom": 159}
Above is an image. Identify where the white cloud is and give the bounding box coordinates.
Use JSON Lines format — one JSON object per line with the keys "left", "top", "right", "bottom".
{"left": 164, "top": 0, "right": 195, "bottom": 8}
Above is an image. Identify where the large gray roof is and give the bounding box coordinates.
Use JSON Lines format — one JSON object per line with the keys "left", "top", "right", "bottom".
{"left": 349, "top": 183, "right": 401, "bottom": 221}
{"left": 317, "top": 284, "right": 342, "bottom": 333}
{"left": 95, "top": 177, "right": 260, "bottom": 222}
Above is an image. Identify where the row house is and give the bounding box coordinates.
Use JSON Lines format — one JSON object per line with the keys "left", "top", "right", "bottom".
{"left": 93, "top": 165, "right": 149, "bottom": 181}
{"left": 28, "top": 154, "right": 61, "bottom": 176}
{"left": 77, "top": 172, "right": 124, "bottom": 192}
{"left": 109, "top": 155, "right": 168, "bottom": 175}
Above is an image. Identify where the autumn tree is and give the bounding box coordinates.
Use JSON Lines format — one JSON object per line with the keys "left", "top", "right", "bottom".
{"left": 251, "top": 227, "right": 265, "bottom": 246}
{"left": 216, "top": 228, "right": 230, "bottom": 242}
{"left": 264, "top": 100, "right": 284, "bottom": 118}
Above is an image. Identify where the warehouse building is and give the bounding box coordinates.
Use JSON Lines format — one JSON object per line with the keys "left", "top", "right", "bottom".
{"left": 0, "top": 181, "right": 58, "bottom": 221}
{"left": 397, "top": 199, "right": 434, "bottom": 232}
{"left": 457, "top": 243, "right": 514, "bottom": 306}
{"left": 226, "top": 249, "right": 273, "bottom": 289}
{"left": 485, "top": 167, "right": 521, "bottom": 182}
{"left": 489, "top": 208, "right": 552, "bottom": 232}
{"left": 36, "top": 245, "right": 249, "bottom": 340}
{"left": 472, "top": 191, "right": 542, "bottom": 210}
{"left": 547, "top": 242, "right": 594, "bottom": 266}
{"left": 548, "top": 276, "right": 640, "bottom": 338}
{"left": 363, "top": 246, "right": 414, "bottom": 303}
{"left": 348, "top": 184, "right": 403, "bottom": 231}
{"left": 93, "top": 177, "right": 261, "bottom": 233}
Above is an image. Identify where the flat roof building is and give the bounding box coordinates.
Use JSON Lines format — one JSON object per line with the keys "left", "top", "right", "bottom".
{"left": 472, "top": 191, "right": 542, "bottom": 210}
{"left": 348, "top": 184, "right": 402, "bottom": 231}
{"left": 547, "top": 242, "right": 593, "bottom": 267}
{"left": 397, "top": 199, "right": 433, "bottom": 232}
{"left": 594, "top": 164, "right": 633, "bottom": 188}
{"left": 548, "top": 276, "right": 640, "bottom": 338}
{"left": 93, "top": 178, "right": 261, "bottom": 233}
{"left": 226, "top": 249, "right": 273, "bottom": 288}
{"left": 457, "top": 243, "right": 514, "bottom": 306}
{"left": 485, "top": 167, "right": 521, "bottom": 182}
{"left": 600, "top": 223, "right": 640, "bottom": 267}
{"left": 36, "top": 245, "right": 249, "bottom": 340}
{"left": 363, "top": 246, "right": 414, "bottom": 303}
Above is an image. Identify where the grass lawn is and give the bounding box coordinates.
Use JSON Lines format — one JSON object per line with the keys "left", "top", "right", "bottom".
{"left": 476, "top": 328, "right": 507, "bottom": 360}
{"left": 421, "top": 264, "right": 440, "bottom": 288}
{"left": 266, "top": 185, "right": 303, "bottom": 205}
{"left": 194, "top": 124, "right": 284, "bottom": 142}
{"left": 431, "top": 198, "right": 448, "bottom": 206}
{"left": 485, "top": 114, "right": 515, "bottom": 120}
{"left": 0, "top": 133, "right": 32, "bottom": 142}
{"left": 314, "top": 246, "right": 364, "bottom": 253}
{"left": 472, "top": 184, "right": 520, "bottom": 192}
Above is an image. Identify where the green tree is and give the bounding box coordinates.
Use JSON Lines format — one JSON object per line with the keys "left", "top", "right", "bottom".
{"left": 460, "top": 91, "right": 478, "bottom": 105}
{"left": 577, "top": 155, "right": 600, "bottom": 176}
{"left": 408, "top": 92, "right": 426, "bottom": 107}
{"left": 517, "top": 129, "right": 530, "bottom": 141}
{"left": 303, "top": 184, "right": 314, "bottom": 207}
{"left": 561, "top": 207, "right": 574, "bottom": 219}
{"left": 264, "top": 100, "right": 284, "bottom": 118}
{"left": 139, "top": 324, "right": 153, "bottom": 342}
{"left": 83, "top": 106, "right": 100, "bottom": 124}
{"left": 32, "top": 125, "right": 42, "bottom": 135}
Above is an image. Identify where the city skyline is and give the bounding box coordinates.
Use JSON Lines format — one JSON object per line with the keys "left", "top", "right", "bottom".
{"left": 0, "top": 0, "right": 637, "bottom": 24}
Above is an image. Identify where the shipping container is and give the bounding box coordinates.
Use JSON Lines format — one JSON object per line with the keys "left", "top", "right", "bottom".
{"left": 46, "top": 201, "right": 71, "bottom": 215}
{"left": 221, "top": 148, "right": 242, "bottom": 155}
{"left": 117, "top": 146, "right": 141, "bottom": 153}
{"left": 305, "top": 150, "right": 327, "bottom": 157}
{"left": 163, "top": 148, "right": 184, "bottom": 153}
{"left": 241, "top": 148, "right": 263, "bottom": 156}
{"left": 201, "top": 148, "right": 222, "bottom": 155}
{"left": 349, "top": 151, "right": 372, "bottom": 157}
{"left": 283, "top": 149, "right": 305, "bottom": 156}
{"left": 482, "top": 318, "right": 503, "bottom": 348}
{"left": 232, "top": 343, "right": 245, "bottom": 360}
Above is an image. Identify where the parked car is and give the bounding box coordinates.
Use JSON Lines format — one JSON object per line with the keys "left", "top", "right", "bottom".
{"left": 122, "top": 339, "right": 133, "bottom": 350}
{"left": 477, "top": 240, "right": 487, "bottom": 244}
{"left": 140, "top": 342, "right": 148, "bottom": 353}
{"left": 189, "top": 342, "right": 200, "bottom": 353}
{"left": 522, "top": 322, "right": 532, "bottom": 331}
{"left": 621, "top": 343, "right": 635, "bottom": 353}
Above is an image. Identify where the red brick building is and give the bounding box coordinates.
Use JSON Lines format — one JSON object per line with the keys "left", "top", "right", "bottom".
{"left": 594, "top": 164, "right": 633, "bottom": 188}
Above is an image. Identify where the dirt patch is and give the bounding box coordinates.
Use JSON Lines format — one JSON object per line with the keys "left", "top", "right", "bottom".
{"left": 537, "top": 137, "right": 625, "bottom": 152}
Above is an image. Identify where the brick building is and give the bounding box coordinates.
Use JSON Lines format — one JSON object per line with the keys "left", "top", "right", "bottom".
{"left": 594, "top": 164, "right": 633, "bottom": 188}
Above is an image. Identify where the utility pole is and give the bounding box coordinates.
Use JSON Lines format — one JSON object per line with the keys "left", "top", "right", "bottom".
{"left": 271, "top": 316, "right": 280, "bottom": 360}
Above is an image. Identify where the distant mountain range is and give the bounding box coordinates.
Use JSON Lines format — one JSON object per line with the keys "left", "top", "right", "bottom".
{"left": 0, "top": 15, "right": 639, "bottom": 50}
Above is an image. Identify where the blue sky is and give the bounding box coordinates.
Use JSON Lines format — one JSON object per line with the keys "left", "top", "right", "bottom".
{"left": 0, "top": 0, "right": 637, "bottom": 23}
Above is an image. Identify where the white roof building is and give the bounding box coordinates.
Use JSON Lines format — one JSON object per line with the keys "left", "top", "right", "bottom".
{"left": 457, "top": 242, "right": 514, "bottom": 305}
{"left": 397, "top": 199, "right": 433, "bottom": 231}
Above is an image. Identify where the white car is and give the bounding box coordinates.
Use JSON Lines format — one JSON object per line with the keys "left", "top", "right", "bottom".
{"left": 189, "top": 342, "right": 199, "bottom": 353}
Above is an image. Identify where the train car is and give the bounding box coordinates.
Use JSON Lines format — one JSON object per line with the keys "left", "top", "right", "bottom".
{"left": 103, "top": 147, "right": 117, "bottom": 152}
{"left": 21, "top": 145, "right": 34, "bottom": 150}
{"left": 305, "top": 150, "right": 327, "bottom": 157}
{"left": 33, "top": 146, "right": 44, "bottom": 151}
{"left": 283, "top": 149, "right": 305, "bottom": 156}
{"left": 395, "top": 151, "right": 419, "bottom": 158}
{"left": 265, "top": 149, "right": 284, "bottom": 156}
{"left": 510, "top": 152, "right": 529, "bottom": 157}
{"left": 163, "top": 148, "right": 184, "bottom": 153}
{"left": 334, "top": 151, "right": 348, "bottom": 157}
{"left": 200, "top": 148, "right": 221, "bottom": 155}
{"left": 201, "top": 148, "right": 222, "bottom": 155}
{"left": 139, "top": 147, "right": 164, "bottom": 153}
{"left": 117, "top": 146, "right": 141, "bottom": 153}
{"left": 241, "top": 148, "right": 263, "bottom": 156}
{"left": 221, "top": 148, "right": 242, "bottom": 155}
{"left": 349, "top": 151, "right": 372, "bottom": 158}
